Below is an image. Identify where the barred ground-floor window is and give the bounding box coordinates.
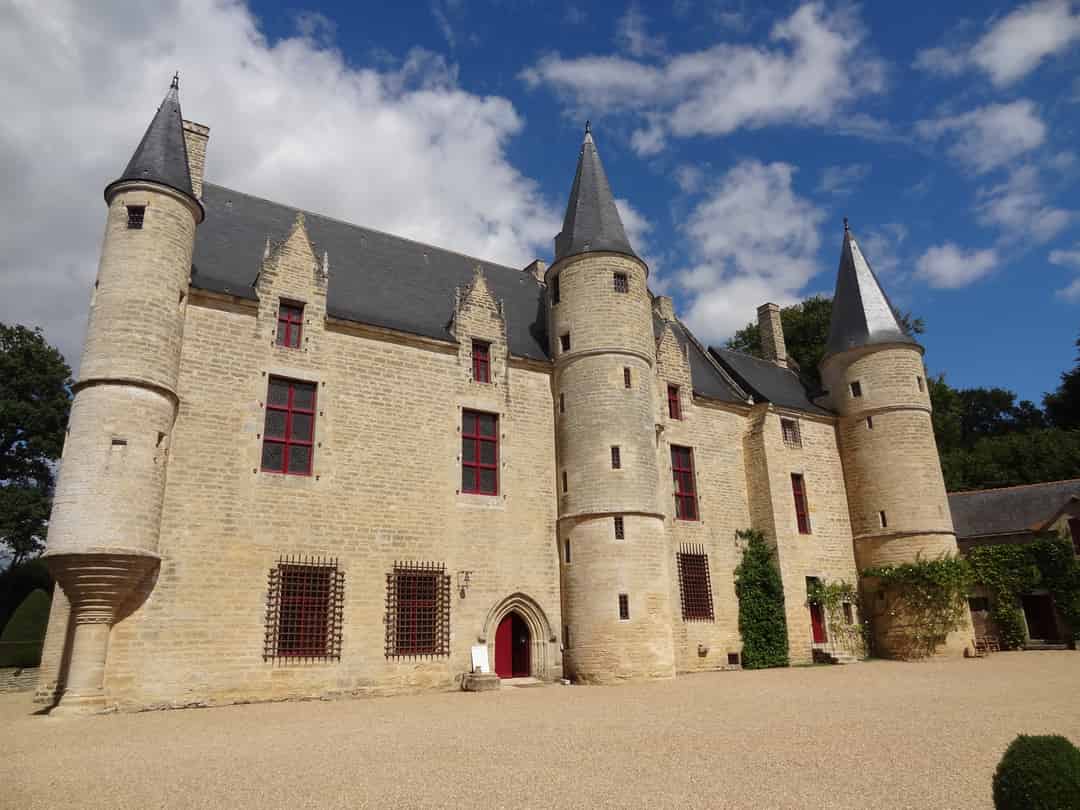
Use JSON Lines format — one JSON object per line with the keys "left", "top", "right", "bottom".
{"left": 677, "top": 545, "right": 714, "bottom": 621}
{"left": 264, "top": 556, "right": 344, "bottom": 661}
{"left": 385, "top": 561, "right": 451, "bottom": 658}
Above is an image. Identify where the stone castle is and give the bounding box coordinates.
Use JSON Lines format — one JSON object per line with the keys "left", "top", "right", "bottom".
{"left": 36, "top": 80, "right": 969, "bottom": 713}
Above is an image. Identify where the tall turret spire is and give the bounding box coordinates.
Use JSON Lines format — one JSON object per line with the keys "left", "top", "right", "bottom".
{"left": 105, "top": 77, "right": 196, "bottom": 205}
{"left": 554, "top": 124, "right": 637, "bottom": 262}
{"left": 824, "top": 220, "right": 916, "bottom": 357}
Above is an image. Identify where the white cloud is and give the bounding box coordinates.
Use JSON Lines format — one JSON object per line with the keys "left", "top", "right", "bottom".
{"left": 614, "top": 197, "right": 653, "bottom": 257}
{"left": 857, "top": 223, "right": 907, "bottom": 276}
{"left": 673, "top": 160, "right": 825, "bottom": 342}
{"left": 615, "top": 4, "right": 666, "bottom": 58}
{"left": 976, "top": 165, "right": 1072, "bottom": 243}
{"left": 915, "top": 0, "right": 1080, "bottom": 86}
{"left": 818, "top": 163, "right": 871, "bottom": 196}
{"left": 0, "top": 0, "right": 559, "bottom": 370}
{"left": 522, "top": 3, "right": 885, "bottom": 156}
{"left": 674, "top": 164, "right": 704, "bottom": 193}
{"left": 1050, "top": 245, "right": 1080, "bottom": 301}
{"left": 915, "top": 243, "right": 999, "bottom": 288}
{"left": 916, "top": 100, "right": 1046, "bottom": 174}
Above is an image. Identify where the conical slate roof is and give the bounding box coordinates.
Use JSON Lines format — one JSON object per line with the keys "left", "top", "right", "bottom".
{"left": 106, "top": 76, "right": 195, "bottom": 203}
{"left": 554, "top": 124, "right": 638, "bottom": 263}
{"left": 824, "top": 220, "right": 917, "bottom": 357}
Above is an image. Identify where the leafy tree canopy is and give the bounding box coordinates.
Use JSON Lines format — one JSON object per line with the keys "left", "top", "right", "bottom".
{"left": 0, "top": 323, "right": 72, "bottom": 568}
{"left": 1043, "top": 332, "right": 1080, "bottom": 430}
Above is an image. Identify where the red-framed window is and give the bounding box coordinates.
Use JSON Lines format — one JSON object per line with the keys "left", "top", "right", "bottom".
{"left": 263, "top": 556, "right": 344, "bottom": 661}
{"left": 671, "top": 445, "right": 698, "bottom": 520}
{"left": 677, "top": 545, "right": 714, "bottom": 621}
{"left": 461, "top": 410, "right": 498, "bottom": 495}
{"left": 1070, "top": 518, "right": 1080, "bottom": 555}
{"left": 385, "top": 561, "right": 451, "bottom": 658}
{"left": 668, "top": 385, "right": 681, "bottom": 420}
{"left": 472, "top": 340, "right": 491, "bottom": 383}
{"left": 791, "top": 473, "right": 811, "bottom": 534}
{"left": 276, "top": 301, "right": 304, "bottom": 348}
{"left": 261, "top": 377, "right": 316, "bottom": 475}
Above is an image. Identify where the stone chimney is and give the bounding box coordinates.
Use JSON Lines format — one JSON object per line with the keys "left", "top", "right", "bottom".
{"left": 523, "top": 259, "right": 547, "bottom": 283}
{"left": 182, "top": 120, "right": 210, "bottom": 199}
{"left": 652, "top": 295, "right": 675, "bottom": 321}
{"left": 757, "top": 302, "right": 787, "bottom": 367}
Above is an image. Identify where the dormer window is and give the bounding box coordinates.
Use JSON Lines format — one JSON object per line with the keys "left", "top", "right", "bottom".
{"left": 276, "top": 301, "right": 304, "bottom": 348}
{"left": 472, "top": 340, "right": 491, "bottom": 383}
{"left": 126, "top": 205, "right": 145, "bottom": 229}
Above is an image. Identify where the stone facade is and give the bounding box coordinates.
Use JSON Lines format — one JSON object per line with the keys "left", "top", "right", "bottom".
{"left": 35, "top": 88, "right": 968, "bottom": 713}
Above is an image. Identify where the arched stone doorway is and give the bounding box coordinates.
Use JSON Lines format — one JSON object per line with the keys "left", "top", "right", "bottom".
{"left": 482, "top": 593, "right": 555, "bottom": 680}
{"left": 495, "top": 612, "right": 530, "bottom": 678}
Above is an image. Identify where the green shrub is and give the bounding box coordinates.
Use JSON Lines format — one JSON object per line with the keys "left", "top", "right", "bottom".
{"left": 993, "top": 734, "right": 1080, "bottom": 810}
{"left": 0, "top": 588, "right": 50, "bottom": 668}
{"left": 734, "top": 529, "right": 788, "bottom": 669}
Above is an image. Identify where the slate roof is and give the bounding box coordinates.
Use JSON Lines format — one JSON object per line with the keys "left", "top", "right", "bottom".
{"left": 106, "top": 78, "right": 198, "bottom": 211}
{"left": 554, "top": 127, "right": 638, "bottom": 262}
{"left": 651, "top": 317, "right": 747, "bottom": 404}
{"left": 948, "top": 479, "right": 1080, "bottom": 539}
{"left": 708, "top": 347, "right": 832, "bottom": 415}
{"left": 825, "top": 222, "right": 917, "bottom": 358}
{"left": 191, "top": 183, "right": 549, "bottom": 360}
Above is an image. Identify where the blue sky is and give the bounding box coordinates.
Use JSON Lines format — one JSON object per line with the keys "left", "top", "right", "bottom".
{"left": 2, "top": 1, "right": 1079, "bottom": 404}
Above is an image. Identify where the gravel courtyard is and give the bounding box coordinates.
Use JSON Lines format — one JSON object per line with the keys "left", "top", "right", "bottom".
{"left": 4, "top": 652, "right": 1079, "bottom": 809}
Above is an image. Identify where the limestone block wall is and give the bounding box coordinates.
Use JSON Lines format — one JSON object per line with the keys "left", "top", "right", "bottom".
{"left": 98, "top": 221, "right": 561, "bottom": 709}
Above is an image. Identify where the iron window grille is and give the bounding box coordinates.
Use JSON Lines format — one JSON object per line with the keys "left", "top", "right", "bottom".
{"left": 613, "top": 272, "right": 629, "bottom": 293}
{"left": 385, "top": 561, "right": 451, "bottom": 658}
{"left": 677, "top": 545, "right": 715, "bottom": 622}
{"left": 276, "top": 301, "right": 304, "bottom": 348}
{"left": 472, "top": 340, "right": 491, "bottom": 383}
{"left": 461, "top": 410, "right": 498, "bottom": 495}
{"left": 791, "top": 473, "right": 811, "bottom": 534}
{"left": 618, "top": 593, "right": 630, "bottom": 620}
{"left": 614, "top": 516, "right": 625, "bottom": 539}
{"left": 671, "top": 445, "right": 698, "bottom": 520}
{"left": 261, "top": 377, "right": 316, "bottom": 475}
{"left": 668, "top": 385, "right": 681, "bottom": 420}
{"left": 264, "top": 555, "right": 344, "bottom": 662}
{"left": 781, "top": 417, "right": 801, "bottom": 448}
{"left": 126, "top": 205, "right": 146, "bottom": 229}
{"left": 611, "top": 446, "right": 621, "bottom": 469}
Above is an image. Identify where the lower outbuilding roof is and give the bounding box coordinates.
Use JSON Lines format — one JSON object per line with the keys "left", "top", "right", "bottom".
{"left": 948, "top": 479, "right": 1080, "bottom": 539}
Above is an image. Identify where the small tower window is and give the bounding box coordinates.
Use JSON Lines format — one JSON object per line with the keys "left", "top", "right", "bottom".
{"left": 551, "top": 274, "right": 560, "bottom": 304}
{"left": 781, "top": 417, "right": 801, "bottom": 448}
{"left": 866, "top": 415, "right": 874, "bottom": 430}
{"left": 850, "top": 381, "right": 863, "bottom": 398}
{"left": 624, "top": 367, "right": 632, "bottom": 389}
{"left": 879, "top": 510, "right": 888, "bottom": 528}
{"left": 276, "top": 301, "right": 304, "bottom": 348}
{"left": 668, "top": 385, "right": 681, "bottom": 420}
{"left": 472, "top": 340, "right": 491, "bottom": 383}
{"left": 618, "top": 593, "right": 630, "bottom": 620}
{"left": 562, "top": 470, "right": 568, "bottom": 493}
{"left": 614, "top": 516, "right": 625, "bottom": 539}
{"left": 917, "top": 376, "right": 925, "bottom": 392}
{"left": 126, "top": 205, "right": 146, "bottom": 229}
{"left": 613, "top": 272, "right": 629, "bottom": 293}
{"left": 611, "top": 446, "right": 621, "bottom": 469}
{"left": 560, "top": 333, "right": 571, "bottom": 352}
{"left": 559, "top": 393, "right": 565, "bottom": 414}
{"left": 564, "top": 538, "right": 571, "bottom": 564}
{"left": 842, "top": 602, "right": 854, "bottom": 625}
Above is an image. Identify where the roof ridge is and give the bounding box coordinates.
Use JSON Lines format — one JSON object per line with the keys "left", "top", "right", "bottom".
{"left": 947, "top": 478, "right": 1080, "bottom": 496}
{"left": 672, "top": 319, "right": 751, "bottom": 403}
{"left": 711, "top": 344, "right": 802, "bottom": 375}
{"left": 202, "top": 182, "right": 534, "bottom": 284}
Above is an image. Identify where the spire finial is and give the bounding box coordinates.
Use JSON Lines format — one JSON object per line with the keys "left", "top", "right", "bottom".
{"left": 171, "top": 72, "right": 179, "bottom": 90}
{"left": 843, "top": 216, "right": 850, "bottom": 233}
{"left": 585, "top": 119, "right": 591, "bottom": 135}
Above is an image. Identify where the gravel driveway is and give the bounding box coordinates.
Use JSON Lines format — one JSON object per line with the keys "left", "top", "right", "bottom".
{"left": 4, "top": 652, "right": 1079, "bottom": 809}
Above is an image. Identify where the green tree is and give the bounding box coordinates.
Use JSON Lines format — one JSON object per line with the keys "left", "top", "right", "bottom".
{"left": 734, "top": 529, "right": 789, "bottom": 668}
{"left": 0, "top": 323, "right": 72, "bottom": 568}
{"left": 943, "top": 429, "right": 1080, "bottom": 492}
{"left": 726, "top": 295, "right": 923, "bottom": 388}
{"left": 1044, "top": 332, "right": 1080, "bottom": 430}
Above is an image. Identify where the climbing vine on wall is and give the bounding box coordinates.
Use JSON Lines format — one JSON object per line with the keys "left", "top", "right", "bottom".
{"left": 967, "top": 535, "right": 1080, "bottom": 649}
{"left": 734, "top": 529, "right": 789, "bottom": 669}
{"left": 807, "top": 579, "right": 868, "bottom": 656}
{"left": 862, "top": 555, "right": 971, "bottom": 659}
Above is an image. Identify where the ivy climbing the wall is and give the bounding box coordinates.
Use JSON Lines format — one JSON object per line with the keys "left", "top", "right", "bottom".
{"left": 862, "top": 555, "right": 971, "bottom": 659}
{"left": 807, "top": 579, "right": 868, "bottom": 656}
{"left": 734, "top": 529, "right": 789, "bottom": 669}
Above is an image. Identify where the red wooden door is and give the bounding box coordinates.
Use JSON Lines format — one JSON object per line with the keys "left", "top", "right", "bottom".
{"left": 494, "top": 614, "right": 513, "bottom": 678}
{"left": 810, "top": 602, "right": 827, "bottom": 644}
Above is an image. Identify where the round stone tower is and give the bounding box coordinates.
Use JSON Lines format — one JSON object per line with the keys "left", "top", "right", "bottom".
{"left": 549, "top": 126, "right": 675, "bottom": 681}
{"left": 820, "top": 221, "right": 969, "bottom": 656}
{"left": 43, "top": 77, "right": 204, "bottom": 712}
